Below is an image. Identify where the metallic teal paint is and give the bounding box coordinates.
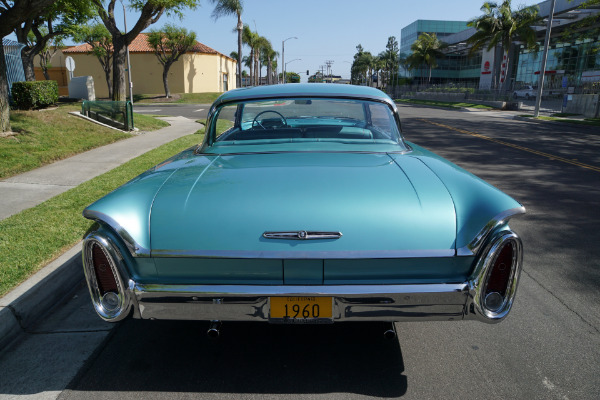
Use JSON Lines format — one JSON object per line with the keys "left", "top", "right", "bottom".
{"left": 149, "top": 151, "right": 457, "bottom": 255}
{"left": 400, "top": 142, "right": 524, "bottom": 250}
{"left": 83, "top": 85, "right": 524, "bottom": 285}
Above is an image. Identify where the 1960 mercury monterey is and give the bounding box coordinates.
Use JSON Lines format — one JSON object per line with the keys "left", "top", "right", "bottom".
{"left": 82, "top": 84, "right": 524, "bottom": 336}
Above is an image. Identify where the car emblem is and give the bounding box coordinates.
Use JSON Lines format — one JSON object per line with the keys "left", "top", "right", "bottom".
{"left": 263, "top": 231, "right": 342, "bottom": 240}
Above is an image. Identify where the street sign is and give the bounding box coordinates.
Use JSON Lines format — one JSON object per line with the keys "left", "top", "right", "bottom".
{"left": 65, "top": 56, "right": 75, "bottom": 72}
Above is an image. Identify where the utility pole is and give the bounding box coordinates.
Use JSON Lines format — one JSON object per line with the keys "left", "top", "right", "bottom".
{"left": 534, "top": 0, "right": 556, "bottom": 117}
{"left": 325, "top": 60, "right": 334, "bottom": 83}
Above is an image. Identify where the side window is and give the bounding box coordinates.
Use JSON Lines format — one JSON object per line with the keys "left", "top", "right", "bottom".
{"left": 214, "top": 104, "right": 236, "bottom": 138}
{"left": 368, "top": 103, "right": 395, "bottom": 139}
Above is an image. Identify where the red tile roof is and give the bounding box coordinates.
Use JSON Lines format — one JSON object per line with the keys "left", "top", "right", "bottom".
{"left": 64, "top": 32, "right": 234, "bottom": 61}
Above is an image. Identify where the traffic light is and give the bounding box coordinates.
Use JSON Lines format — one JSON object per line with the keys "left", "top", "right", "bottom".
{"left": 307, "top": 70, "right": 309, "bottom": 75}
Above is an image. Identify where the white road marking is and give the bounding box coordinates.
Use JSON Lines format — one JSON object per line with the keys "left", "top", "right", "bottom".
{"left": 134, "top": 109, "right": 161, "bottom": 113}
{"left": 194, "top": 108, "right": 205, "bottom": 112}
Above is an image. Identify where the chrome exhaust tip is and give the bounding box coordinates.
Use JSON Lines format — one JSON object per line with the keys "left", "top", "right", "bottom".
{"left": 384, "top": 323, "right": 397, "bottom": 340}
{"left": 207, "top": 320, "right": 221, "bottom": 338}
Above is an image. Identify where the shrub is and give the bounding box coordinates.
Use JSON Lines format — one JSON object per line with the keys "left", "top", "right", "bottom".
{"left": 12, "top": 80, "right": 59, "bottom": 110}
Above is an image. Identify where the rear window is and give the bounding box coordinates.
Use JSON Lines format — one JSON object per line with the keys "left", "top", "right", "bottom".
{"left": 212, "top": 98, "right": 401, "bottom": 143}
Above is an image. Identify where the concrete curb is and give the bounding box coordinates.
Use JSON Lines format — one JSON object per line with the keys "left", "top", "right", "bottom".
{"left": 0, "top": 242, "right": 84, "bottom": 351}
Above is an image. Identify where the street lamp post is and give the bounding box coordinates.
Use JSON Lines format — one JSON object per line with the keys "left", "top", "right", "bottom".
{"left": 120, "top": 0, "right": 133, "bottom": 105}
{"left": 534, "top": 0, "right": 556, "bottom": 117}
{"left": 282, "top": 36, "right": 297, "bottom": 84}
{"left": 284, "top": 58, "right": 301, "bottom": 82}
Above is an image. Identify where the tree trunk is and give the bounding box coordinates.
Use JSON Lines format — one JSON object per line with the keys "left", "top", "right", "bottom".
{"left": 254, "top": 54, "right": 259, "bottom": 86}
{"left": 21, "top": 51, "right": 36, "bottom": 81}
{"left": 267, "top": 56, "right": 272, "bottom": 85}
{"left": 112, "top": 36, "right": 128, "bottom": 101}
{"left": 0, "top": 45, "right": 11, "bottom": 133}
{"left": 162, "top": 62, "right": 172, "bottom": 98}
{"left": 248, "top": 49, "right": 253, "bottom": 86}
{"left": 42, "top": 67, "right": 50, "bottom": 80}
{"left": 237, "top": 18, "right": 242, "bottom": 88}
{"left": 104, "top": 67, "right": 113, "bottom": 99}
{"left": 501, "top": 48, "right": 511, "bottom": 94}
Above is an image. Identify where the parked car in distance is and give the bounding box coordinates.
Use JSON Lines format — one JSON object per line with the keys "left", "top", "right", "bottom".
{"left": 513, "top": 85, "right": 537, "bottom": 99}
{"left": 82, "top": 84, "right": 525, "bottom": 338}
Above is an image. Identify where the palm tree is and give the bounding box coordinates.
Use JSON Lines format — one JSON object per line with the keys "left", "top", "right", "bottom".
{"left": 351, "top": 45, "right": 373, "bottom": 85}
{"left": 467, "top": 0, "right": 539, "bottom": 91}
{"left": 406, "top": 32, "right": 446, "bottom": 84}
{"left": 260, "top": 40, "right": 278, "bottom": 85}
{"left": 373, "top": 55, "right": 386, "bottom": 88}
{"left": 210, "top": 0, "right": 244, "bottom": 88}
{"left": 254, "top": 35, "right": 270, "bottom": 85}
{"left": 242, "top": 24, "right": 258, "bottom": 85}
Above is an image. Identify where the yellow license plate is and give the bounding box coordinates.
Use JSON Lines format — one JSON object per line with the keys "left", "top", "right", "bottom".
{"left": 270, "top": 297, "right": 333, "bottom": 322}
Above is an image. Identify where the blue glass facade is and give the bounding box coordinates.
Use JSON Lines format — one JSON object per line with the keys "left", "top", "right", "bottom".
{"left": 400, "top": 20, "right": 469, "bottom": 55}
{"left": 515, "top": 37, "right": 600, "bottom": 89}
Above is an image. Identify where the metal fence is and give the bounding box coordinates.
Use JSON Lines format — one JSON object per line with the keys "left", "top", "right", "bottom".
{"left": 2, "top": 38, "right": 26, "bottom": 100}
{"left": 386, "top": 82, "right": 599, "bottom": 116}
{"left": 81, "top": 101, "right": 134, "bottom": 130}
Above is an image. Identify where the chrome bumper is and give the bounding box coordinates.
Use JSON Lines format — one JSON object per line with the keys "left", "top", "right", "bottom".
{"left": 84, "top": 227, "right": 523, "bottom": 325}
{"left": 127, "top": 282, "right": 485, "bottom": 323}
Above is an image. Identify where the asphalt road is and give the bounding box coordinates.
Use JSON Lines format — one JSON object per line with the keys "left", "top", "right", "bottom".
{"left": 133, "top": 103, "right": 211, "bottom": 120}
{"left": 3, "top": 104, "right": 599, "bottom": 400}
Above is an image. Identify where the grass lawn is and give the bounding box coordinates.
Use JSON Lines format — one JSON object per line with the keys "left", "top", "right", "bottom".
{"left": 0, "top": 133, "right": 203, "bottom": 297}
{"left": 134, "top": 112, "right": 170, "bottom": 131}
{"left": 395, "top": 98, "right": 495, "bottom": 110}
{"left": 551, "top": 113, "right": 581, "bottom": 117}
{"left": 134, "top": 92, "right": 222, "bottom": 104}
{"left": 519, "top": 114, "right": 600, "bottom": 127}
{"left": 0, "top": 104, "right": 168, "bottom": 179}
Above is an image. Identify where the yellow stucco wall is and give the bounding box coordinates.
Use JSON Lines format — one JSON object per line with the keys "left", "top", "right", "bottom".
{"left": 130, "top": 53, "right": 185, "bottom": 96}
{"left": 63, "top": 53, "right": 186, "bottom": 98}
{"left": 183, "top": 53, "right": 237, "bottom": 93}
{"left": 63, "top": 52, "right": 236, "bottom": 97}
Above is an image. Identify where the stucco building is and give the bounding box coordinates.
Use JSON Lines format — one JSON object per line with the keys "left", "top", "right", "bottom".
{"left": 62, "top": 33, "right": 236, "bottom": 98}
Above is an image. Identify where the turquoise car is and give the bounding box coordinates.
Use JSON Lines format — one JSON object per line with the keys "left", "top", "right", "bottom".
{"left": 82, "top": 84, "right": 524, "bottom": 336}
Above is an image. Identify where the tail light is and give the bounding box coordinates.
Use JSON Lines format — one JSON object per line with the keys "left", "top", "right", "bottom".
{"left": 471, "top": 230, "right": 523, "bottom": 322}
{"left": 83, "top": 234, "right": 130, "bottom": 321}
{"left": 483, "top": 241, "right": 515, "bottom": 312}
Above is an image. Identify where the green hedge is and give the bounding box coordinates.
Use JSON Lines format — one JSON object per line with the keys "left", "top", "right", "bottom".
{"left": 12, "top": 80, "right": 59, "bottom": 110}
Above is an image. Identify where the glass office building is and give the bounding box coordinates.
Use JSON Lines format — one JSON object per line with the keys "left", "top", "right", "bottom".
{"left": 400, "top": 20, "right": 469, "bottom": 55}
{"left": 399, "top": 0, "right": 600, "bottom": 89}
{"left": 400, "top": 20, "right": 471, "bottom": 82}
{"left": 515, "top": 37, "right": 600, "bottom": 90}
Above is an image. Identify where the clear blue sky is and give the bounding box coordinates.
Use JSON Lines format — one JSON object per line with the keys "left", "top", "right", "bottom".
{"left": 96, "top": 0, "right": 542, "bottom": 83}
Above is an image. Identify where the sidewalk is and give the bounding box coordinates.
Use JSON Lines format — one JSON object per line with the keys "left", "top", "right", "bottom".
{"left": 0, "top": 116, "right": 201, "bottom": 221}
{"left": 0, "top": 116, "right": 200, "bottom": 352}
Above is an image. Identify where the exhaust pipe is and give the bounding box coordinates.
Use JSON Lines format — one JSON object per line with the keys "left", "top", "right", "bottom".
{"left": 383, "top": 323, "right": 397, "bottom": 340}
{"left": 207, "top": 320, "right": 221, "bottom": 338}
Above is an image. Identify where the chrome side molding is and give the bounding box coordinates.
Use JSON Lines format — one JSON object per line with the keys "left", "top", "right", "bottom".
{"left": 83, "top": 209, "right": 151, "bottom": 258}
{"left": 457, "top": 206, "right": 526, "bottom": 256}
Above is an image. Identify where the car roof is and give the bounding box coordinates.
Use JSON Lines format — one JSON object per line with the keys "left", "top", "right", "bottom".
{"left": 212, "top": 83, "right": 396, "bottom": 109}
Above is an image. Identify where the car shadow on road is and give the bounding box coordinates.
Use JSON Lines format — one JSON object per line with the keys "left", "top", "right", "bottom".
{"left": 64, "top": 319, "right": 408, "bottom": 397}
